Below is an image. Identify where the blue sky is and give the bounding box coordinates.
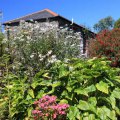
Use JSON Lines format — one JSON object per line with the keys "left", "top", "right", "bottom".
{"left": 0, "top": 0, "right": 120, "bottom": 31}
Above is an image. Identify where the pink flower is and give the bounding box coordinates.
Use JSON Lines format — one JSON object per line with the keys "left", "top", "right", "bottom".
{"left": 32, "top": 110, "right": 41, "bottom": 115}
{"left": 32, "top": 95, "right": 70, "bottom": 120}
{"left": 53, "top": 113, "right": 57, "bottom": 119}
{"left": 59, "top": 111, "right": 66, "bottom": 115}
{"left": 40, "top": 103, "right": 45, "bottom": 108}
{"left": 39, "top": 95, "right": 57, "bottom": 104}
{"left": 50, "top": 105, "right": 57, "bottom": 110}
{"left": 34, "top": 101, "right": 39, "bottom": 105}
{"left": 45, "top": 113, "right": 49, "bottom": 117}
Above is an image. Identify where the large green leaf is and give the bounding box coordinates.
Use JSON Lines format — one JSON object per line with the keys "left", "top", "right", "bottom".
{"left": 36, "top": 90, "right": 44, "bottom": 99}
{"left": 115, "top": 106, "right": 120, "bottom": 115}
{"left": 52, "top": 81, "right": 61, "bottom": 88}
{"left": 109, "top": 95, "right": 116, "bottom": 109}
{"left": 74, "top": 85, "right": 96, "bottom": 97}
{"left": 111, "top": 88, "right": 120, "bottom": 99}
{"left": 61, "top": 90, "right": 73, "bottom": 100}
{"left": 97, "top": 106, "right": 117, "bottom": 120}
{"left": 77, "top": 100, "right": 90, "bottom": 110}
{"left": 78, "top": 100, "right": 96, "bottom": 114}
{"left": 97, "top": 107, "right": 107, "bottom": 120}
{"left": 114, "top": 76, "right": 120, "bottom": 84}
{"left": 59, "top": 64, "right": 69, "bottom": 78}
{"left": 88, "top": 97, "right": 97, "bottom": 106}
{"left": 28, "top": 89, "right": 34, "bottom": 98}
{"left": 47, "top": 87, "right": 55, "bottom": 94}
{"left": 67, "top": 111, "right": 76, "bottom": 120}
{"left": 31, "top": 82, "right": 39, "bottom": 89}
{"left": 85, "top": 85, "right": 96, "bottom": 93}
{"left": 88, "top": 114, "right": 96, "bottom": 120}
{"left": 27, "top": 107, "right": 33, "bottom": 117}
{"left": 40, "top": 80, "right": 52, "bottom": 86}
{"left": 74, "top": 62, "right": 84, "bottom": 69}
{"left": 83, "top": 114, "right": 95, "bottom": 120}
{"left": 96, "top": 81, "right": 109, "bottom": 94}
{"left": 67, "top": 106, "right": 81, "bottom": 120}
{"left": 66, "top": 86, "right": 72, "bottom": 92}
{"left": 74, "top": 88, "right": 88, "bottom": 96}
{"left": 59, "top": 99, "right": 68, "bottom": 104}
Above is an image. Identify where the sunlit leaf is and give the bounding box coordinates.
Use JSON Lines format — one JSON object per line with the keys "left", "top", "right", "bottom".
{"left": 96, "top": 81, "right": 109, "bottom": 94}
{"left": 111, "top": 88, "right": 120, "bottom": 99}
{"left": 28, "top": 89, "right": 34, "bottom": 98}
{"left": 78, "top": 100, "right": 89, "bottom": 110}
{"left": 74, "top": 88, "right": 88, "bottom": 96}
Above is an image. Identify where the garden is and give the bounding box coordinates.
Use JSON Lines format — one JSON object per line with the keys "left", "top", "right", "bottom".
{"left": 0, "top": 20, "right": 120, "bottom": 120}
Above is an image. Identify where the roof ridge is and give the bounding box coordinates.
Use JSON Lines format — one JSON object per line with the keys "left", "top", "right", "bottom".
{"left": 45, "top": 9, "right": 58, "bottom": 16}
{"left": 4, "top": 9, "right": 58, "bottom": 24}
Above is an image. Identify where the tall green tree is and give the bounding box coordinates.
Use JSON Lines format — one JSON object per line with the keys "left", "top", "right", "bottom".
{"left": 114, "top": 18, "right": 120, "bottom": 28}
{"left": 93, "top": 16, "right": 114, "bottom": 32}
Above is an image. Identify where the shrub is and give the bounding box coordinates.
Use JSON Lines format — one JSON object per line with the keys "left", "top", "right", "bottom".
{"left": 3, "top": 21, "right": 82, "bottom": 76}
{"left": 1, "top": 58, "right": 120, "bottom": 119}
{"left": 88, "top": 29, "right": 120, "bottom": 67}
{"left": 0, "top": 32, "right": 4, "bottom": 56}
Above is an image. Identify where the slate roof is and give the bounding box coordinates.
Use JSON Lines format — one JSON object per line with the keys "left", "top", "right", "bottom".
{"left": 3, "top": 9, "right": 96, "bottom": 35}
{"left": 3, "top": 9, "right": 58, "bottom": 25}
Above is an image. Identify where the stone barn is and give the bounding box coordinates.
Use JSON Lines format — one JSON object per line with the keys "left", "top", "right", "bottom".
{"left": 3, "top": 9, "right": 95, "bottom": 54}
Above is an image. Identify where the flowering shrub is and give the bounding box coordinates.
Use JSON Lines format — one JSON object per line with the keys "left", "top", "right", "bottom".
{"left": 88, "top": 29, "right": 120, "bottom": 67}
{"left": 3, "top": 21, "right": 82, "bottom": 76}
{"left": 32, "top": 95, "right": 69, "bottom": 120}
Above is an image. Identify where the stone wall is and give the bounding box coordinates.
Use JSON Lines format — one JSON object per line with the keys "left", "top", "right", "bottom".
{"left": 4, "top": 20, "right": 59, "bottom": 38}
{"left": 4, "top": 20, "right": 84, "bottom": 55}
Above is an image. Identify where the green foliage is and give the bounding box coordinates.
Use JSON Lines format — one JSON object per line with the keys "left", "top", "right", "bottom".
{"left": 1, "top": 57, "right": 120, "bottom": 119}
{"left": 93, "top": 16, "right": 114, "bottom": 32}
{"left": 0, "top": 32, "right": 4, "bottom": 43}
{"left": 0, "top": 32, "right": 4, "bottom": 56}
{"left": 0, "top": 71, "right": 34, "bottom": 119}
{"left": 114, "top": 18, "right": 120, "bottom": 28}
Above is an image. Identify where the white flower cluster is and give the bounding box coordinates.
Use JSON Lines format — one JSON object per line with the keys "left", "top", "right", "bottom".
{"left": 4, "top": 20, "right": 83, "bottom": 73}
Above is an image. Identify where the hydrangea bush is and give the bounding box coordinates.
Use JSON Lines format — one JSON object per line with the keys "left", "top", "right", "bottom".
{"left": 32, "top": 95, "right": 69, "bottom": 120}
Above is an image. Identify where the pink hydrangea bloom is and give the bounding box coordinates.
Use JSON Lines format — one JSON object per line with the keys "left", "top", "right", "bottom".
{"left": 32, "top": 110, "right": 41, "bottom": 114}
{"left": 53, "top": 113, "right": 57, "bottom": 119}
{"left": 32, "top": 95, "right": 70, "bottom": 120}
{"left": 34, "top": 101, "right": 39, "bottom": 105}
